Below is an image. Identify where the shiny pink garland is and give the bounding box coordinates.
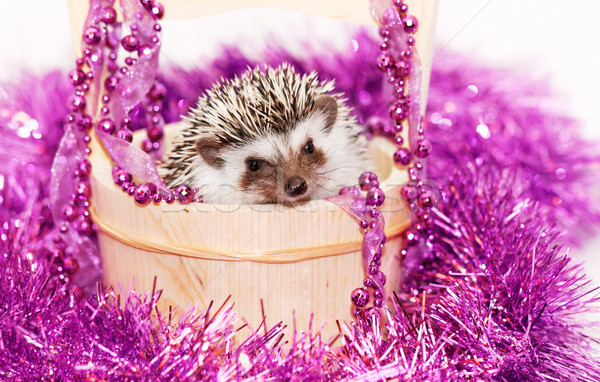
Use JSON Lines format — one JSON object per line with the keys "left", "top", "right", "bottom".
{"left": 2, "top": 0, "right": 599, "bottom": 380}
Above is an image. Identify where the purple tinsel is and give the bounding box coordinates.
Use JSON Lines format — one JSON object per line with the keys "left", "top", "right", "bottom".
{"left": 1, "top": 31, "right": 599, "bottom": 380}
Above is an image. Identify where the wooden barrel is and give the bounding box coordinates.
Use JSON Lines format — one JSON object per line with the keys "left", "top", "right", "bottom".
{"left": 89, "top": 125, "right": 409, "bottom": 339}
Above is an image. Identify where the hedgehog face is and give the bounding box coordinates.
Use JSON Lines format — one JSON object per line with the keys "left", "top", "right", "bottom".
{"left": 161, "top": 64, "right": 370, "bottom": 204}
{"left": 190, "top": 96, "right": 366, "bottom": 205}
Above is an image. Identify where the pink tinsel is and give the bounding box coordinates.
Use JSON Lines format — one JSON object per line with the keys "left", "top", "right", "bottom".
{"left": 0, "top": 30, "right": 599, "bottom": 380}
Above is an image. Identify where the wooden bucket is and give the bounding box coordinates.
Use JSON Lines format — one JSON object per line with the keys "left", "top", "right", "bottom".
{"left": 70, "top": 0, "right": 438, "bottom": 339}
{"left": 89, "top": 129, "right": 408, "bottom": 337}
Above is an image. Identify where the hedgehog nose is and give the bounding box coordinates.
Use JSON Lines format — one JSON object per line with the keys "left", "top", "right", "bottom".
{"left": 285, "top": 177, "right": 308, "bottom": 197}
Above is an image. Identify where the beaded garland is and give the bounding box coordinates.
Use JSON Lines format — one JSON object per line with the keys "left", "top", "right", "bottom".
{"left": 58, "top": 0, "right": 427, "bottom": 316}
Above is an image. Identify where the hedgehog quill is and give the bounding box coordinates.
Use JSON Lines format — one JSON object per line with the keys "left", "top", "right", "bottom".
{"left": 161, "top": 64, "right": 370, "bottom": 204}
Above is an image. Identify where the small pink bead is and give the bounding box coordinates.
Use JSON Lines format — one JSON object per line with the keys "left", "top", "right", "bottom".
{"left": 175, "top": 185, "right": 195, "bottom": 204}
{"left": 68, "top": 69, "right": 86, "bottom": 86}
{"left": 389, "top": 102, "right": 408, "bottom": 123}
{"left": 68, "top": 95, "right": 86, "bottom": 112}
{"left": 83, "top": 26, "right": 102, "bottom": 45}
{"left": 401, "top": 184, "right": 418, "bottom": 201}
{"left": 418, "top": 191, "right": 434, "bottom": 209}
{"left": 121, "top": 35, "right": 139, "bottom": 52}
{"left": 116, "top": 128, "right": 133, "bottom": 142}
{"left": 98, "top": 118, "right": 115, "bottom": 135}
{"left": 134, "top": 184, "right": 153, "bottom": 205}
{"left": 78, "top": 159, "right": 92, "bottom": 177}
{"left": 393, "top": 147, "right": 412, "bottom": 166}
{"left": 102, "top": 7, "right": 117, "bottom": 24}
{"left": 359, "top": 172, "right": 379, "bottom": 191}
{"left": 366, "top": 187, "right": 385, "bottom": 207}
{"left": 402, "top": 15, "right": 418, "bottom": 34}
{"left": 403, "top": 228, "right": 420, "bottom": 246}
{"left": 150, "top": 2, "right": 165, "bottom": 19}
{"left": 351, "top": 288, "right": 369, "bottom": 307}
{"left": 112, "top": 167, "right": 132, "bottom": 186}
{"left": 414, "top": 139, "right": 432, "bottom": 158}
{"left": 339, "top": 186, "right": 361, "bottom": 197}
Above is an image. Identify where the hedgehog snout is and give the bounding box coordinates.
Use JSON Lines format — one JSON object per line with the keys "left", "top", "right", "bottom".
{"left": 285, "top": 177, "right": 308, "bottom": 198}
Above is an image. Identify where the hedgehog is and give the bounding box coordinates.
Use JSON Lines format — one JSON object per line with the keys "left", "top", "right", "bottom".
{"left": 160, "top": 63, "right": 370, "bottom": 204}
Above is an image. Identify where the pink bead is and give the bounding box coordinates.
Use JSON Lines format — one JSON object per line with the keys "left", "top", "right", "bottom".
{"left": 121, "top": 35, "right": 139, "bottom": 52}
{"left": 414, "top": 139, "right": 432, "bottom": 158}
{"left": 120, "top": 117, "right": 132, "bottom": 129}
{"left": 68, "top": 95, "right": 86, "bottom": 112}
{"left": 83, "top": 26, "right": 102, "bottom": 45}
{"left": 76, "top": 217, "right": 93, "bottom": 235}
{"left": 402, "top": 15, "right": 418, "bottom": 34}
{"left": 138, "top": 45, "right": 153, "bottom": 56}
{"left": 395, "top": 60, "right": 411, "bottom": 78}
{"left": 150, "top": 3, "right": 165, "bottom": 19}
{"left": 148, "top": 126, "right": 164, "bottom": 141}
{"left": 378, "top": 27, "right": 390, "bottom": 39}
{"left": 359, "top": 172, "right": 379, "bottom": 191}
{"left": 401, "top": 184, "right": 418, "bottom": 201}
{"left": 68, "top": 69, "right": 86, "bottom": 86}
{"left": 75, "top": 181, "right": 91, "bottom": 198}
{"left": 403, "top": 228, "right": 420, "bottom": 246}
{"left": 104, "top": 76, "right": 119, "bottom": 92}
{"left": 418, "top": 191, "right": 434, "bottom": 209}
{"left": 175, "top": 185, "right": 194, "bottom": 204}
{"left": 394, "top": 134, "right": 404, "bottom": 146}
{"left": 377, "top": 53, "right": 394, "bottom": 72}
{"left": 75, "top": 113, "right": 92, "bottom": 132}
{"left": 78, "top": 159, "right": 92, "bottom": 177}
{"left": 134, "top": 184, "right": 153, "bottom": 205}
{"left": 102, "top": 7, "right": 117, "bottom": 24}
{"left": 389, "top": 102, "right": 408, "bottom": 123}
{"left": 339, "top": 186, "right": 361, "bottom": 197}
{"left": 141, "top": 138, "right": 159, "bottom": 153}
{"left": 393, "top": 147, "right": 412, "bottom": 166}
{"left": 149, "top": 83, "right": 166, "bottom": 100}
{"left": 116, "top": 128, "right": 133, "bottom": 142}
{"left": 112, "top": 166, "right": 132, "bottom": 186}
{"left": 98, "top": 118, "right": 115, "bottom": 135}
{"left": 61, "top": 205, "right": 77, "bottom": 221}
{"left": 366, "top": 187, "right": 385, "bottom": 207}
{"left": 351, "top": 288, "right": 369, "bottom": 307}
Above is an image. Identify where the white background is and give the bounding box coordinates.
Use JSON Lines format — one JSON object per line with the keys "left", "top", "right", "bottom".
{"left": 0, "top": 1, "right": 598, "bottom": 322}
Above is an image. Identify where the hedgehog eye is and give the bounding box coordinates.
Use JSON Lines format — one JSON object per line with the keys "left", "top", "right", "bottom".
{"left": 303, "top": 140, "right": 314, "bottom": 154}
{"left": 246, "top": 159, "right": 262, "bottom": 172}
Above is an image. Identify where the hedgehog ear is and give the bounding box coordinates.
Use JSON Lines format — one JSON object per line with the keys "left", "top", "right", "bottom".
{"left": 313, "top": 95, "right": 338, "bottom": 132}
{"left": 195, "top": 137, "right": 225, "bottom": 168}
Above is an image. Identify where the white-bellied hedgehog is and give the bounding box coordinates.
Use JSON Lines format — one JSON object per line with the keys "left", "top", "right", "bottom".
{"left": 160, "top": 63, "right": 370, "bottom": 204}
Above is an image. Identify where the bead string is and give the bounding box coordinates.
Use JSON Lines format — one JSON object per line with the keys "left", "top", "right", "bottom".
{"left": 373, "top": 1, "right": 432, "bottom": 258}
{"left": 349, "top": 0, "right": 430, "bottom": 318}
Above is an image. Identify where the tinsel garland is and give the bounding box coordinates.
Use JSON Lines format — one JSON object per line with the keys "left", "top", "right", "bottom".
{"left": 1, "top": 32, "right": 599, "bottom": 380}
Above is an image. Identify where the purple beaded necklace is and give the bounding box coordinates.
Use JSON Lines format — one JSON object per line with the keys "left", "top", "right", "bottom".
{"left": 53, "top": 0, "right": 428, "bottom": 317}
